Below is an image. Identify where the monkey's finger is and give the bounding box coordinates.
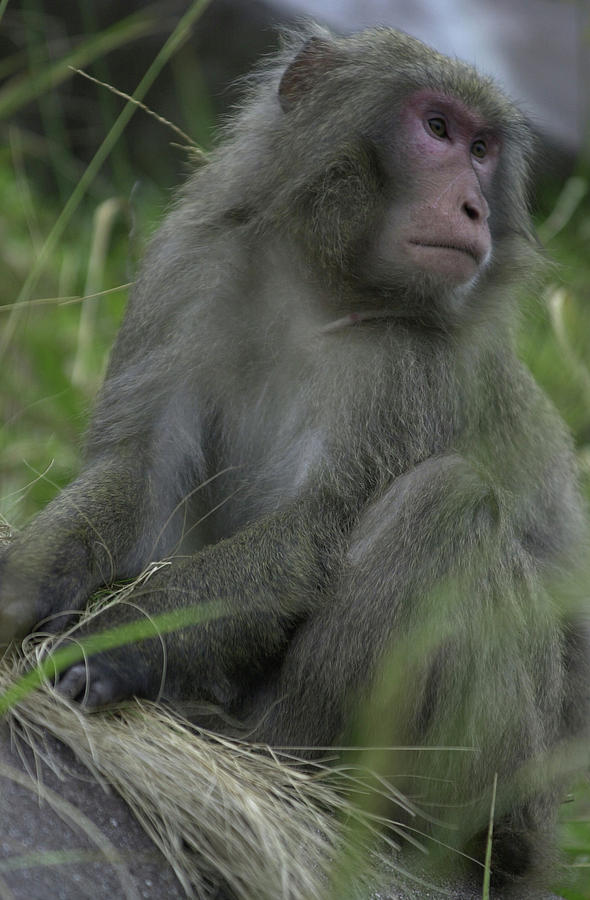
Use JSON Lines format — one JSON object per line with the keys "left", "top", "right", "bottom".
{"left": 57, "top": 660, "right": 129, "bottom": 708}
{"left": 56, "top": 663, "right": 89, "bottom": 702}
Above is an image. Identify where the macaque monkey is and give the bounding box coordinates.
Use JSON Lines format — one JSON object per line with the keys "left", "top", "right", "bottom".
{"left": 1, "top": 25, "right": 588, "bottom": 886}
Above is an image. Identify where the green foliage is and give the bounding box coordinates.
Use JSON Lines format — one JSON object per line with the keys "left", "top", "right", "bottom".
{"left": 559, "top": 781, "right": 590, "bottom": 900}
{"left": 524, "top": 176, "right": 590, "bottom": 900}
{"left": 0, "top": 146, "right": 132, "bottom": 519}
{"left": 0, "top": 0, "right": 211, "bottom": 524}
{"left": 519, "top": 176, "right": 590, "bottom": 461}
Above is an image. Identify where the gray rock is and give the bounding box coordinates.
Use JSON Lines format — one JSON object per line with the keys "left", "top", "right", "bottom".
{"left": 0, "top": 721, "right": 184, "bottom": 899}
{"left": 0, "top": 722, "right": 563, "bottom": 900}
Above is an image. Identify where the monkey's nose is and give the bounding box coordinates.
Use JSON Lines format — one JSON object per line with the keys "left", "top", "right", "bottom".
{"left": 462, "top": 190, "right": 489, "bottom": 222}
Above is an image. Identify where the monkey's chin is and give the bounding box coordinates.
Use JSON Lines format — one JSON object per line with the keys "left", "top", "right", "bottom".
{"left": 406, "top": 241, "right": 481, "bottom": 285}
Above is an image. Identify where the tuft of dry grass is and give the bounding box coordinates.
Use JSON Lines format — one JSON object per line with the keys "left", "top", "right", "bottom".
{"left": 0, "top": 617, "right": 421, "bottom": 900}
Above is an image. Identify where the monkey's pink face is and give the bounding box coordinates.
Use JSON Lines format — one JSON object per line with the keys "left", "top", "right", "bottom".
{"left": 368, "top": 91, "right": 500, "bottom": 294}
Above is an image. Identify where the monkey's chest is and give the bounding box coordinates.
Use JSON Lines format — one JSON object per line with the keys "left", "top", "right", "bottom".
{"left": 210, "top": 369, "right": 458, "bottom": 533}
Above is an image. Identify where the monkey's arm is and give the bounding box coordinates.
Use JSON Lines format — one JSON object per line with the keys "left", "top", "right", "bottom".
{"left": 52, "top": 449, "right": 543, "bottom": 715}
{"left": 50, "top": 491, "right": 346, "bottom": 708}
{"left": 0, "top": 445, "right": 198, "bottom": 645}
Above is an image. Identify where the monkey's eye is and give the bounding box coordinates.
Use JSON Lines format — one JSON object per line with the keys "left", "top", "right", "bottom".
{"left": 471, "top": 139, "right": 487, "bottom": 159}
{"left": 427, "top": 117, "right": 447, "bottom": 139}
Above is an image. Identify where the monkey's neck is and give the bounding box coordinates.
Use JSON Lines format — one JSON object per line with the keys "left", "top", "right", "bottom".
{"left": 321, "top": 310, "right": 399, "bottom": 333}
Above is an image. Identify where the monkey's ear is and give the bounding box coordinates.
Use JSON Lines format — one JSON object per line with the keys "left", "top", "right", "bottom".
{"left": 279, "top": 37, "right": 337, "bottom": 112}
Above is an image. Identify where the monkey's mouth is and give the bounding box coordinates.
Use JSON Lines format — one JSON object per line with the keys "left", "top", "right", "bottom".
{"left": 408, "top": 240, "right": 481, "bottom": 264}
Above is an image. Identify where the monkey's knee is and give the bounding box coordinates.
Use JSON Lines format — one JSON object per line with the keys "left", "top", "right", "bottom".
{"left": 347, "top": 454, "right": 502, "bottom": 569}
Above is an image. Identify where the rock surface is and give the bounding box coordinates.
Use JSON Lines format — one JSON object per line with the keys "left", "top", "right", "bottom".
{"left": 0, "top": 721, "right": 563, "bottom": 900}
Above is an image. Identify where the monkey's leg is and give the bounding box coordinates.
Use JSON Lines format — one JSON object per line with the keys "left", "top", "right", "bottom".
{"left": 248, "top": 455, "right": 569, "bottom": 874}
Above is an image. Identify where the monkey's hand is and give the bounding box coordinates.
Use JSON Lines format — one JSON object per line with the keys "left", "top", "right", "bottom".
{"left": 0, "top": 577, "right": 35, "bottom": 648}
{"left": 53, "top": 613, "right": 237, "bottom": 711}
{"left": 0, "top": 540, "right": 40, "bottom": 647}
{"left": 55, "top": 640, "right": 166, "bottom": 709}
{"left": 0, "top": 533, "right": 90, "bottom": 649}
{"left": 48, "top": 587, "right": 175, "bottom": 708}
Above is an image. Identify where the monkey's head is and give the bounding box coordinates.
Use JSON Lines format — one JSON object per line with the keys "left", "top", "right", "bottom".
{"left": 224, "top": 27, "right": 540, "bottom": 326}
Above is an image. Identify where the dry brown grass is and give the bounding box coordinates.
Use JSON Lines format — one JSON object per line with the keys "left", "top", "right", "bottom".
{"left": 0, "top": 614, "right": 420, "bottom": 900}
